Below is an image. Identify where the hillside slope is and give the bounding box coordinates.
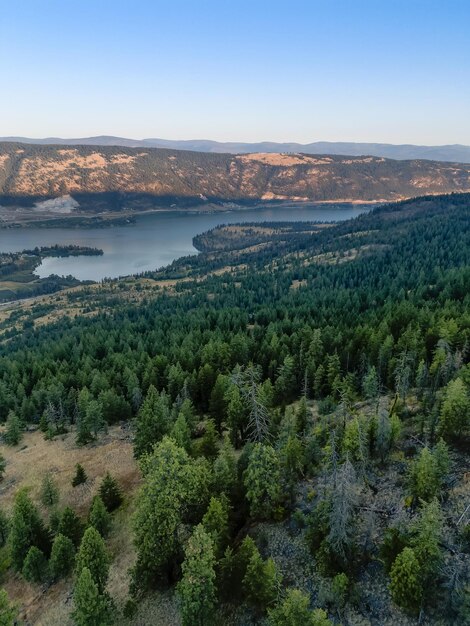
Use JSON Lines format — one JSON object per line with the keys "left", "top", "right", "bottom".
{"left": 1, "top": 143, "right": 470, "bottom": 214}
{"left": 0, "top": 193, "right": 468, "bottom": 625}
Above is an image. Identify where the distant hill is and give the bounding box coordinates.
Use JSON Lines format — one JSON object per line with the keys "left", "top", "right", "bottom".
{"left": 2, "top": 136, "right": 470, "bottom": 163}
{"left": 1, "top": 142, "right": 470, "bottom": 218}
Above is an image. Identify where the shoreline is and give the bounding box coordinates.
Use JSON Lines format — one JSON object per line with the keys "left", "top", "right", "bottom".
{"left": 0, "top": 199, "right": 380, "bottom": 230}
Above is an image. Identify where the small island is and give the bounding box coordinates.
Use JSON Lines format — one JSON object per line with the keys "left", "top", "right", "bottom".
{"left": 0, "top": 245, "right": 102, "bottom": 303}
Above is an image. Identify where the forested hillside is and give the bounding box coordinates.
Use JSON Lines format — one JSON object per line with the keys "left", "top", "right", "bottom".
{"left": 1, "top": 143, "right": 470, "bottom": 217}
{"left": 0, "top": 193, "right": 469, "bottom": 625}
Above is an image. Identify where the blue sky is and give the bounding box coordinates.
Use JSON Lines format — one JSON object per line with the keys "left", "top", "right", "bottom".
{"left": 1, "top": 0, "right": 469, "bottom": 144}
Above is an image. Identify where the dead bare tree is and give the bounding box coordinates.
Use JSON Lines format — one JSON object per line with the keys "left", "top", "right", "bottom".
{"left": 328, "top": 456, "right": 359, "bottom": 560}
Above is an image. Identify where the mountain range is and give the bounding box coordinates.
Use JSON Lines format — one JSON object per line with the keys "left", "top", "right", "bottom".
{"left": 1, "top": 136, "right": 470, "bottom": 163}
{"left": 1, "top": 142, "right": 470, "bottom": 219}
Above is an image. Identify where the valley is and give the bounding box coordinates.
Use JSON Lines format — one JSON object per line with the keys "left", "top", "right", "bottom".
{"left": 0, "top": 192, "right": 468, "bottom": 626}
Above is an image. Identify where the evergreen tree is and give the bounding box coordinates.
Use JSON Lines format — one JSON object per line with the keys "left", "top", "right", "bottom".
{"left": 73, "top": 567, "right": 113, "bottom": 626}
{"left": 209, "top": 373, "right": 230, "bottom": 429}
{"left": 98, "top": 473, "right": 123, "bottom": 512}
{"left": 0, "top": 454, "right": 5, "bottom": 482}
{"left": 409, "top": 447, "right": 439, "bottom": 502}
{"left": 50, "top": 533, "right": 75, "bottom": 579}
{"left": 296, "top": 396, "right": 309, "bottom": 435}
{"left": 411, "top": 498, "right": 443, "bottom": 587}
{"left": 433, "top": 438, "right": 450, "bottom": 481}
{"left": 58, "top": 507, "right": 84, "bottom": 548}
{"left": 9, "top": 489, "right": 50, "bottom": 571}
{"left": 86, "top": 400, "right": 106, "bottom": 440}
{"left": 4, "top": 411, "right": 22, "bottom": 446}
{"left": 199, "top": 419, "right": 218, "bottom": 460}
{"left": 362, "top": 365, "right": 379, "bottom": 401}
{"left": 40, "top": 472, "right": 59, "bottom": 508}
{"left": 22, "top": 546, "right": 49, "bottom": 583}
{"left": 275, "top": 355, "right": 297, "bottom": 404}
{"left": 268, "top": 589, "right": 333, "bottom": 626}
{"left": 201, "top": 496, "right": 230, "bottom": 558}
{"left": 0, "top": 589, "right": 16, "bottom": 626}
{"left": 244, "top": 551, "right": 281, "bottom": 612}
{"left": 170, "top": 411, "right": 191, "bottom": 452}
{"left": 279, "top": 434, "right": 304, "bottom": 501}
{"left": 390, "top": 547, "right": 423, "bottom": 614}
{"left": 213, "top": 434, "right": 238, "bottom": 499}
{"left": 0, "top": 510, "right": 9, "bottom": 547}
{"left": 226, "top": 385, "right": 247, "bottom": 447}
{"left": 72, "top": 464, "right": 88, "bottom": 487}
{"left": 132, "top": 437, "right": 211, "bottom": 591}
{"left": 177, "top": 524, "right": 217, "bottom": 626}
{"left": 88, "top": 496, "right": 111, "bottom": 538}
{"left": 244, "top": 443, "right": 282, "bottom": 519}
{"left": 439, "top": 377, "right": 469, "bottom": 439}
{"left": 218, "top": 537, "right": 251, "bottom": 601}
{"left": 133, "top": 385, "right": 170, "bottom": 458}
{"left": 76, "top": 527, "right": 110, "bottom": 594}
{"left": 76, "top": 414, "right": 93, "bottom": 446}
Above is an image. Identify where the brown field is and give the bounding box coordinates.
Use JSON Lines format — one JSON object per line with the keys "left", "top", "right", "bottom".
{"left": 0, "top": 426, "right": 149, "bottom": 625}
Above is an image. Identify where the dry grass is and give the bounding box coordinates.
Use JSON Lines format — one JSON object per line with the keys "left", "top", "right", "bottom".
{"left": 0, "top": 426, "right": 142, "bottom": 625}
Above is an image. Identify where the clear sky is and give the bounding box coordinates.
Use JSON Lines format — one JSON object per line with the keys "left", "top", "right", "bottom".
{"left": 1, "top": 0, "right": 469, "bottom": 144}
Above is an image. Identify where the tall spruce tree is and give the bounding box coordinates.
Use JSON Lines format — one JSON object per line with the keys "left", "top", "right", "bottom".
{"left": 76, "top": 527, "right": 109, "bottom": 594}
{"left": 9, "top": 489, "right": 50, "bottom": 572}
{"left": 73, "top": 567, "right": 113, "bottom": 626}
{"left": 177, "top": 524, "right": 217, "bottom": 626}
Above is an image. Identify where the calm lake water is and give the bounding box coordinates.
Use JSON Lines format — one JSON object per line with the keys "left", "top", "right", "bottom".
{"left": 0, "top": 205, "right": 370, "bottom": 281}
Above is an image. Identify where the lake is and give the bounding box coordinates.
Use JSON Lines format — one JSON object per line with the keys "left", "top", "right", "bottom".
{"left": 0, "top": 204, "right": 370, "bottom": 281}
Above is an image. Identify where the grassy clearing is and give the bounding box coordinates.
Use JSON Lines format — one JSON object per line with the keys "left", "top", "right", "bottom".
{"left": 0, "top": 426, "right": 142, "bottom": 624}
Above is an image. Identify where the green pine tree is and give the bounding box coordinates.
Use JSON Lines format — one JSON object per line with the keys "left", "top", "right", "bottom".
{"left": 73, "top": 567, "right": 113, "bottom": 626}
{"left": 0, "top": 509, "right": 9, "bottom": 548}
{"left": 409, "top": 447, "right": 440, "bottom": 502}
{"left": 268, "top": 588, "right": 333, "bottom": 626}
{"left": 22, "top": 546, "right": 49, "bottom": 583}
{"left": 133, "top": 385, "right": 170, "bottom": 458}
{"left": 0, "top": 455, "right": 6, "bottom": 482}
{"left": 72, "top": 464, "right": 88, "bottom": 487}
{"left": 132, "top": 437, "right": 211, "bottom": 592}
{"left": 4, "top": 411, "right": 22, "bottom": 446}
{"left": 390, "top": 547, "right": 423, "bottom": 614}
{"left": 244, "top": 443, "right": 282, "bottom": 519}
{"left": 201, "top": 496, "right": 230, "bottom": 558}
{"left": 88, "top": 496, "right": 111, "bottom": 538}
{"left": 170, "top": 411, "right": 191, "bottom": 452}
{"left": 9, "top": 489, "right": 50, "bottom": 571}
{"left": 76, "top": 527, "right": 110, "bottom": 594}
{"left": 50, "top": 533, "right": 75, "bottom": 579}
{"left": 244, "top": 551, "right": 282, "bottom": 612}
{"left": 58, "top": 507, "right": 84, "bottom": 548}
{"left": 199, "top": 419, "right": 218, "bottom": 460}
{"left": 177, "top": 524, "right": 217, "bottom": 626}
{"left": 98, "top": 473, "right": 123, "bottom": 512}
{"left": 0, "top": 589, "right": 17, "bottom": 626}
{"left": 40, "top": 472, "right": 59, "bottom": 507}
